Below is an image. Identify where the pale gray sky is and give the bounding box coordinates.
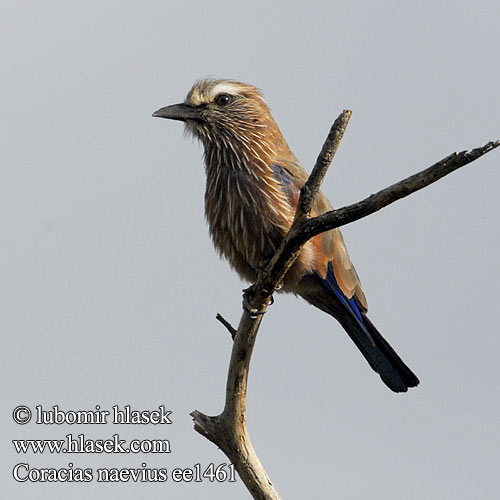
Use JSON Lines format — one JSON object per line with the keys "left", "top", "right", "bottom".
{"left": 2, "top": 1, "right": 500, "bottom": 499}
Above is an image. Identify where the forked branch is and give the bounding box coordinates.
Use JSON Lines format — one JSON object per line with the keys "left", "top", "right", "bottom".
{"left": 191, "top": 110, "right": 499, "bottom": 500}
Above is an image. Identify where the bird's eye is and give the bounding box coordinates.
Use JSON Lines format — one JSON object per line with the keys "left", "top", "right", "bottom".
{"left": 215, "top": 93, "right": 232, "bottom": 106}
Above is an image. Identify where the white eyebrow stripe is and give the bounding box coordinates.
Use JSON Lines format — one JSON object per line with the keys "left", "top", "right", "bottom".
{"left": 210, "top": 82, "right": 241, "bottom": 97}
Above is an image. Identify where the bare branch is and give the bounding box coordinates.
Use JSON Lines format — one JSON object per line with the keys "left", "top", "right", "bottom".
{"left": 264, "top": 141, "right": 500, "bottom": 272}
{"left": 304, "top": 140, "right": 500, "bottom": 237}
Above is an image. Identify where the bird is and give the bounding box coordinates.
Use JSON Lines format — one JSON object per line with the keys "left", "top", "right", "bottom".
{"left": 153, "top": 78, "right": 419, "bottom": 393}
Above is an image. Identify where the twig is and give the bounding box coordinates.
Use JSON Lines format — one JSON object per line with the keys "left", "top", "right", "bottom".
{"left": 295, "top": 109, "right": 352, "bottom": 219}
{"left": 216, "top": 313, "right": 237, "bottom": 339}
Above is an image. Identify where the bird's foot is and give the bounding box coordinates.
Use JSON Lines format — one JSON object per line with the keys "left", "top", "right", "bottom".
{"left": 242, "top": 299, "right": 266, "bottom": 319}
{"left": 242, "top": 285, "right": 267, "bottom": 319}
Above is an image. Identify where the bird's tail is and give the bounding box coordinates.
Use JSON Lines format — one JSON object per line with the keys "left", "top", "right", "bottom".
{"left": 296, "top": 273, "right": 419, "bottom": 392}
{"left": 339, "top": 312, "right": 419, "bottom": 392}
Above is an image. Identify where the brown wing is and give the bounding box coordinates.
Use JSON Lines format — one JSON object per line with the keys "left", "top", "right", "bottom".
{"left": 275, "top": 158, "right": 368, "bottom": 311}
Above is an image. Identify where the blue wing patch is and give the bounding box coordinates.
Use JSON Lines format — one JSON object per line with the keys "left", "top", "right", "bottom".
{"left": 271, "top": 164, "right": 295, "bottom": 202}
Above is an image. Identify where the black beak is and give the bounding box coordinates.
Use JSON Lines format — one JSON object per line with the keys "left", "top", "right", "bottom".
{"left": 152, "top": 103, "right": 201, "bottom": 122}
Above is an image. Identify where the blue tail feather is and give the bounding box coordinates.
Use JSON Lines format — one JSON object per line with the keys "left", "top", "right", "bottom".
{"left": 322, "top": 261, "right": 364, "bottom": 324}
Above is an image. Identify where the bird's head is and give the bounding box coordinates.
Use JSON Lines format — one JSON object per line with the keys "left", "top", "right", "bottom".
{"left": 153, "top": 78, "right": 276, "bottom": 148}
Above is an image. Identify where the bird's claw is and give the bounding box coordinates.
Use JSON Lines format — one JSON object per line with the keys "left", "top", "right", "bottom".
{"left": 242, "top": 287, "right": 267, "bottom": 319}
{"left": 242, "top": 298, "right": 266, "bottom": 319}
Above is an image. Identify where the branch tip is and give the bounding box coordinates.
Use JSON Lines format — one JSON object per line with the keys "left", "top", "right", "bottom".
{"left": 216, "top": 313, "right": 237, "bottom": 339}
{"left": 296, "top": 109, "right": 352, "bottom": 219}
